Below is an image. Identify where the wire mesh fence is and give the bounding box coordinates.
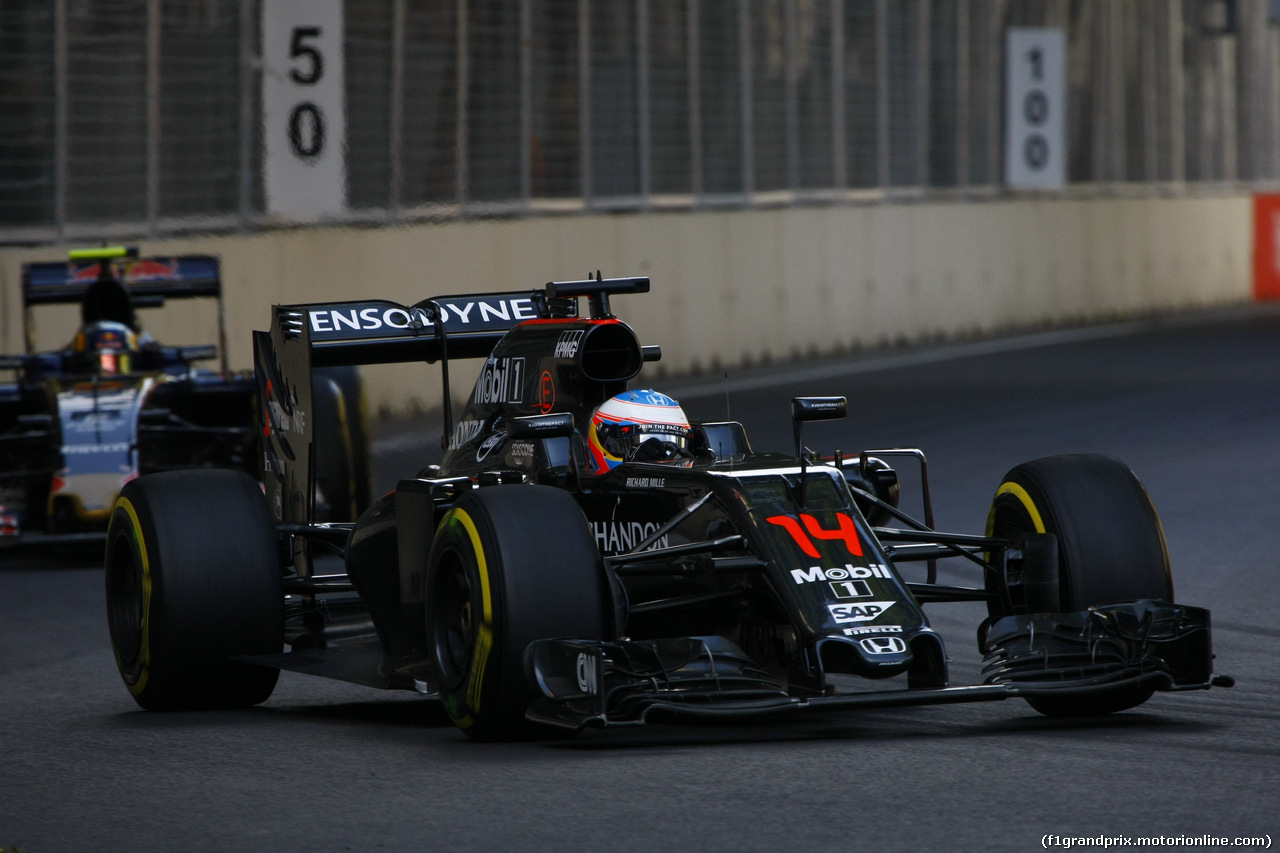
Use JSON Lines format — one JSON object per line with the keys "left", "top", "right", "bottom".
{"left": 2, "top": 0, "right": 1279, "bottom": 243}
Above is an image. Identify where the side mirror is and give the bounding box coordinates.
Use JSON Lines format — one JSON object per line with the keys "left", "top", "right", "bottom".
{"left": 791, "top": 396, "right": 847, "bottom": 423}
{"left": 177, "top": 345, "right": 218, "bottom": 363}
{"left": 692, "top": 421, "right": 753, "bottom": 461}
{"left": 791, "top": 396, "right": 846, "bottom": 461}
{"left": 791, "top": 396, "right": 847, "bottom": 510}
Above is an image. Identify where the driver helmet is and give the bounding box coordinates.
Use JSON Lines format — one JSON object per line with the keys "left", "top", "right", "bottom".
{"left": 71, "top": 320, "right": 138, "bottom": 375}
{"left": 81, "top": 277, "right": 138, "bottom": 331}
{"left": 586, "top": 389, "right": 693, "bottom": 473}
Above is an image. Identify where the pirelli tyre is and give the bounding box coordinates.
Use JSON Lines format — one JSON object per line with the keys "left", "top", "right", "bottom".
{"left": 985, "top": 453, "right": 1173, "bottom": 717}
{"left": 313, "top": 366, "right": 372, "bottom": 522}
{"left": 426, "top": 485, "right": 607, "bottom": 741}
{"left": 105, "top": 469, "right": 282, "bottom": 710}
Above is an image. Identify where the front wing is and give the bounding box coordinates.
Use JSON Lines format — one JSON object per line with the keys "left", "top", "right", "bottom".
{"left": 524, "top": 600, "right": 1229, "bottom": 730}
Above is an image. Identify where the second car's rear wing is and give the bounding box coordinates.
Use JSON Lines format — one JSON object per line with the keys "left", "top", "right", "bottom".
{"left": 22, "top": 253, "right": 221, "bottom": 307}
{"left": 18, "top": 247, "right": 227, "bottom": 369}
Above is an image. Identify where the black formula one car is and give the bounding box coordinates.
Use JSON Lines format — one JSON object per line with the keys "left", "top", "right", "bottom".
{"left": 103, "top": 276, "right": 1231, "bottom": 740}
{"left": 0, "top": 248, "right": 371, "bottom": 548}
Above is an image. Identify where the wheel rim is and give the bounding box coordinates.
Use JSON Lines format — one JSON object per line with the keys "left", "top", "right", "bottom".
{"left": 106, "top": 533, "right": 144, "bottom": 667}
{"left": 987, "top": 496, "right": 1038, "bottom": 615}
{"left": 431, "top": 550, "right": 474, "bottom": 690}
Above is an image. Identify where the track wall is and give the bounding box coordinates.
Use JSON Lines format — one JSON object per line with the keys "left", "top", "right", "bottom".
{"left": 0, "top": 194, "right": 1252, "bottom": 412}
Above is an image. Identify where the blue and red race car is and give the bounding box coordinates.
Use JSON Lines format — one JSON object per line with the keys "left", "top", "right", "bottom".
{"left": 1, "top": 247, "right": 368, "bottom": 547}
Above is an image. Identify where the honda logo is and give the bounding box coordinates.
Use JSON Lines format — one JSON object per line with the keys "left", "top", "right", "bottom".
{"left": 859, "top": 636, "right": 907, "bottom": 656}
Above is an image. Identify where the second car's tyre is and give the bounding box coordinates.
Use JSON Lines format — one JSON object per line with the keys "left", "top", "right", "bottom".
{"left": 426, "top": 485, "right": 607, "bottom": 741}
{"left": 104, "top": 469, "right": 282, "bottom": 710}
{"left": 985, "top": 454, "right": 1173, "bottom": 717}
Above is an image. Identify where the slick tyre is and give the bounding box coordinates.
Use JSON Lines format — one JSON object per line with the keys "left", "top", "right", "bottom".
{"left": 105, "top": 469, "right": 282, "bottom": 710}
{"left": 426, "top": 486, "right": 606, "bottom": 741}
{"left": 985, "top": 454, "right": 1172, "bottom": 717}
{"left": 313, "top": 366, "right": 372, "bottom": 522}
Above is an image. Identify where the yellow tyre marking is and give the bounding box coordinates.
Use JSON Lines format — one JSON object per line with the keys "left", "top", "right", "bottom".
{"left": 986, "top": 481, "right": 1046, "bottom": 535}
{"left": 440, "top": 508, "right": 494, "bottom": 729}
{"left": 114, "top": 496, "right": 152, "bottom": 696}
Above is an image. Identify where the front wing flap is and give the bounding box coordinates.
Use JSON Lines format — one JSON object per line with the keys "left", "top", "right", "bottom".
{"left": 979, "top": 599, "right": 1220, "bottom": 694}
{"left": 525, "top": 600, "right": 1228, "bottom": 730}
{"left": 524, "top": 636, "right": 791, "bottom": 729}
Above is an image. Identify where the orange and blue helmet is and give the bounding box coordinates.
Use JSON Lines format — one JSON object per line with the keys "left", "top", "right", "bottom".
{"left": 587, "top": 389, "right": 693, "bottom": 473}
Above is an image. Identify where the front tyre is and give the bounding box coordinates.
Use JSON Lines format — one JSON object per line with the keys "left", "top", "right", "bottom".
{"left": 985, "top": 454, "right": 1172, "bottom": 717}
{"left": 426, "top": 486, "right": 607, "bottom": 741}
{"left": 105, "top": 469, "right": 282, "bottom": 710}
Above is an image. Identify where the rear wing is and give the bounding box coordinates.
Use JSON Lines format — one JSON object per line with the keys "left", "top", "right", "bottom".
{"left": 255, "top": 276, "right": 647, "bottom": 575}
{"left": 22, "top": 254, "right": 221, "bottom": 307}
{"left": 297, "top": 291, "right": 574, "bottom": 367}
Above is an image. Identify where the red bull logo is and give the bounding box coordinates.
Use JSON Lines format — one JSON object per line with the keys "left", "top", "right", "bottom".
{"left": 70, "top": 262, "right": 106, "bottom": 282}
{"left": 123, "top": 259, "right": 179, "bottom": 282}
{"left": 67, "top": 258, "right": 179, "bottom": 284}
{"left": 94, "top": 329, "right": 127, "bottom": 347}
{"left": 0, "top": 510, "right": 21, "bottom": 536}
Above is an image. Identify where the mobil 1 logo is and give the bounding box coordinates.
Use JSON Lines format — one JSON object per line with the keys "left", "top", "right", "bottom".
{"left": 829, "top": 578, "right": 872, "bottom": 600}
{"left": 262, "top": 0, "right": 346, "bottom": 219}
{"left": 474, "top": 357, "right": 525, "bottom": 405}
{"left": 1005, "top": 28, "right": 1065, "bottom": 189}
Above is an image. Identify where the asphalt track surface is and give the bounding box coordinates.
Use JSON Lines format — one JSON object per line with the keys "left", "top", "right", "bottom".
{"left": 3, "top": 305, "right": 1278, "bottom": 852}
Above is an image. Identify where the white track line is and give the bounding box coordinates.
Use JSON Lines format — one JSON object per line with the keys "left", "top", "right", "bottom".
{"left": 665, "top": 305, "right": 1279, "bottom": 399}
{"left": 374, "top": 303, "right": 1280, "bottom": 452}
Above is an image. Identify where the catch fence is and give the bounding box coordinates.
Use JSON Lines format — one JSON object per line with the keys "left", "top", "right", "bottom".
{"left": 2, "top": 0, "right": 1278, "bottom": 243}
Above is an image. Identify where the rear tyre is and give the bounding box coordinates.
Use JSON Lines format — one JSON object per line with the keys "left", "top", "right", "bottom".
{"left": 426, "top": 486, "right": 606, "bottom": 741}
{"left": 105, "top": 469, "right": 282, "bottom": 710}
{"left": 985, "top": 454, "right": 1172, "bottom": 717}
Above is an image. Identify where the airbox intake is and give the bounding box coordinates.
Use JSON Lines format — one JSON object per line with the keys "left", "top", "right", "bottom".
{"left": 574, "top": 322, "right": 643, "bottom": 383}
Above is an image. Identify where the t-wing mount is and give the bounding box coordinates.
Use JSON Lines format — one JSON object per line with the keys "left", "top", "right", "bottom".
{"left": 792, "top": 396, "right": 848, "bottom": 509}
{"left": 546, "top": 273, "right": 650, "bottom": 320}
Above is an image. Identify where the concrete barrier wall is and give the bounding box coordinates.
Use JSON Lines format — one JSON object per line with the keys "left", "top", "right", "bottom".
{"left": 0, "top": 193, "right": 1252, "bottom": 413}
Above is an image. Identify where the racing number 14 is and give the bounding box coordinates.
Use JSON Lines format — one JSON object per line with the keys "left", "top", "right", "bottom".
{"left": 767, "top": 512, "right": 864, "bottom": 559}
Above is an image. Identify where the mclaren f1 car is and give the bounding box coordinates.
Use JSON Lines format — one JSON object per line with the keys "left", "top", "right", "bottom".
{"left": 1, "top": 247, "right": 369, "bottom": 547}
{"left": 103, "top": 275, "right": 1231, "bottom": 739}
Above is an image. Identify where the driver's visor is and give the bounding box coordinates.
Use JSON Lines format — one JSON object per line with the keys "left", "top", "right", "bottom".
{"left": 98, "top": 351, "right": 130, "bottom": 374}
